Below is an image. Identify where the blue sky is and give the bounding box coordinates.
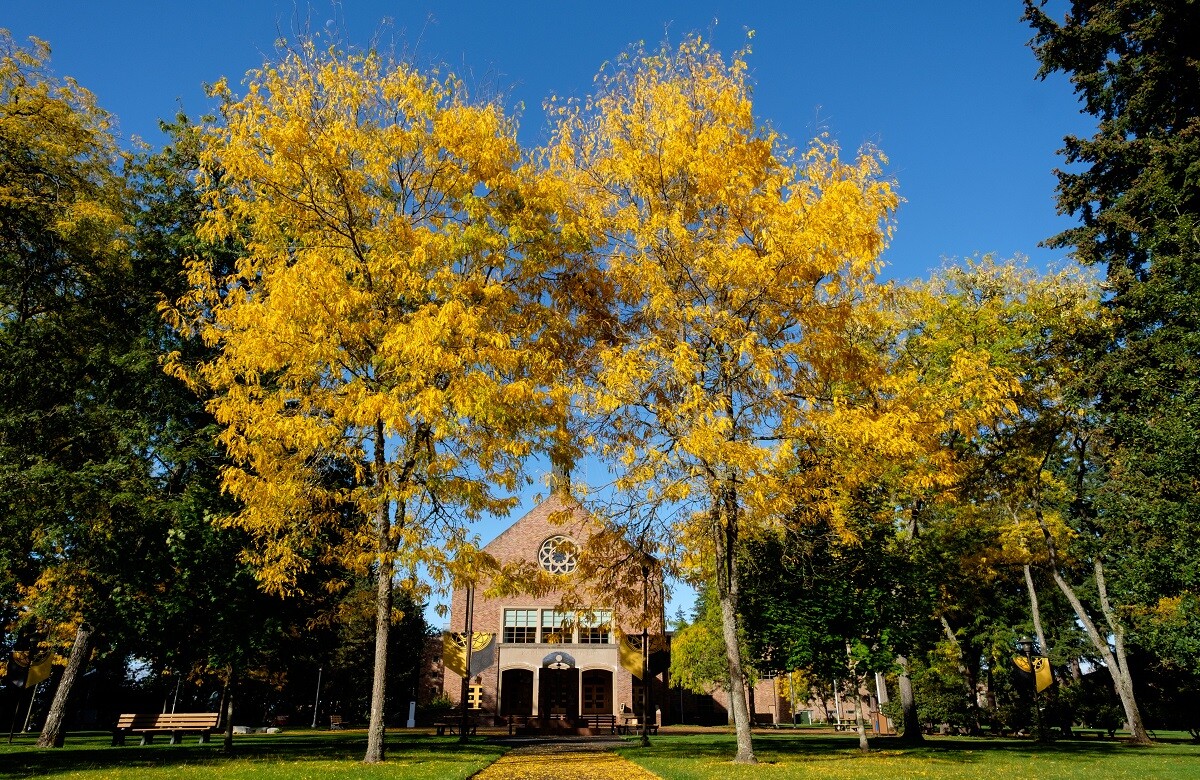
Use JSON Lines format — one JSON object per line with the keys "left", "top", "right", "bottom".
{"left": 5, "top": 1, "right": 1093, "bottom": 623}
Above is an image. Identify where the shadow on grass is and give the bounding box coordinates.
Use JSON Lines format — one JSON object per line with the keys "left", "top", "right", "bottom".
{"left": 0, "top": 730, "right": 504, "bottom": 779}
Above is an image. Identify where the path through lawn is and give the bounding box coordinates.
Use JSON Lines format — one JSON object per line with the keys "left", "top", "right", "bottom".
{"left": 474, "top": 740, "right": 662, "bottom": 780}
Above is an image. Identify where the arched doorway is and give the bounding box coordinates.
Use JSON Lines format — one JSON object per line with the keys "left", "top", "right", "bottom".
{"left": 500, "top": 669, "right": 533, "bottom": 717}
{"left": 537, "top": 652, "right": 578, "bottom": 718}
{"left": 538, "top": 668, "right": 578, "bottom": 717}
{"left": 581, "top": 669, "right": 612, "bottom": 715}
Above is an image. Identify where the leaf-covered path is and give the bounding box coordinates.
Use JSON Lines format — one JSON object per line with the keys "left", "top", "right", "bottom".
{"left": 475, "top": 741, "right": 662, "bottom": 780}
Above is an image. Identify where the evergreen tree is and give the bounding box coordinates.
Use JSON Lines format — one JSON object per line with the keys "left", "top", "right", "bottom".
{"left": 1026, "top": 1, "right": 1200, "bottom": 742}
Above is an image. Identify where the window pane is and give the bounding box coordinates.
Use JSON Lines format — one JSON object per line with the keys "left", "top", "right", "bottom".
{"left": 504, "top": 609, "right": 537, "bottom": 627}
{"left": 579, "top": 610, "right": 611, "bottom": 627}
{"left": 541, "top": 610, "right": 572, "bottom": 643}
{"left": 579, "top": 610, "right": 611, "bottom": 643}
{"left": 503, "top": 626, "right": 536, "bottom": 643}
{"left": 541, "top": 610, "right": 572, "bottom": 627}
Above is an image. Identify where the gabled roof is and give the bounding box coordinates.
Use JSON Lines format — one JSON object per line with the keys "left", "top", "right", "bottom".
{"left": 481, "top": 491, "right": 595, "bottom": 564}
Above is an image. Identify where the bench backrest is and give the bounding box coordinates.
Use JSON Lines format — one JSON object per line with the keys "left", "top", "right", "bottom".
{"left": 116, "top": 713, "right": 220, "bottom": 730}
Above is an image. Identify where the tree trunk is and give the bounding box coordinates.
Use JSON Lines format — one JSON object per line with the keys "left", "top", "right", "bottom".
{"left": 1031, "top": 443, "right": 1150, "bottom": 744}
{"left": 37, "top": 623, "right": 91, "bottom": 748}
{"left": 365, "top": 419, "right": 394, "bottom": 764}
{"left": 854, "top": 688, "right": 870, "bottom": 752}
{"left": 1093, "top": 557, "right": 1149, "bottom": 743}
{"left": 895, "top": 655, "right": 923, "bottom": 744}
{"left": 222, "top": 667, "right": 235, "bottom": 753}
{"left": 217, "top": 669, "right": 229, "bottom": 730}
{"left": 788, "top": 673, "right": 798, "bottom": 724}
{"left": 460, "top": 587, "right": 475, "bottom": 744}
{"left": 1036, "top": 517, "right": 1149, "bottom": 743}
{"left": 640, "top": 567, "right": 652, "bottom": 746}
{"left": 845, "top": 650, "right": 869, "bottom": 753}
{"left": 939, "top": 617, "right": 980, "bottom": 734}
{"left": 713, "top": 489, "right": 756, "bottom": 764}
{"left": 1010, "top": 506, "right": 1048, "bottom": 654}
{"left": 1024, "top": 564, "right": 1048, "bottom": 654}
{"left": 640, "top": 625, "right": 651, "bottom": 746}
{"left": 815, "top": 680, "right": 833, "bottom": 724}
{"left": 365, "top": 512, "right": 394, "bottom": 762}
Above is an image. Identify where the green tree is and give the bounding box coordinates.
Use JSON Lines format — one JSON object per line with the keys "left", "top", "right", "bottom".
{"left": 894, "top": 256, "right": 1128, "bottom": 740}
{"left": 740, "top": 494, "right": 933, "bottom": 750}
{"left": 1025, "top": 1, "right": 1200, "bottom": 743}
{"left": 0, "top": 30, "right": 160, "bottom": 746}
{"left": 669, "top": 584, "right": 747, "bottom": 701}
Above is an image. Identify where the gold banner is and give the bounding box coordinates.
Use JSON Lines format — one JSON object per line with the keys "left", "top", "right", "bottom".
{"left": 442, "top": 632, "right": 494, "bottom": 679}
{"left": 1013, "top": 655, "right": 1053, "bottom": 693}
{"left": 619, "top": 634, "right": 643, "bottom": 680}
{"left": 25, "top": 653, "right": 52, "bottom": 687}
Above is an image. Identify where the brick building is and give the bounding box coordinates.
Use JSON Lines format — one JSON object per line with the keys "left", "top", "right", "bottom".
{"left": 440, "top": 491, "right": 670, "bottom": 726}
{"left": 437, "top": 488, "right": 886, "bottom": 730}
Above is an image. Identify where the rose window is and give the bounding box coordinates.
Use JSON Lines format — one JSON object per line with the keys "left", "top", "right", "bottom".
{"left": 538, "top": 536, "right": 579, "bottom": 574}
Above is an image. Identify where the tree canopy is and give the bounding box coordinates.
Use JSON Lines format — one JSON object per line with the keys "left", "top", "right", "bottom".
{"left": 4, "top": 10, "right": 1200, "bottom": 754}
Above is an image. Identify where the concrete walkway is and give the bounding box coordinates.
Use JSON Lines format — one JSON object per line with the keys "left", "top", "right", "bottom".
{"left": 474, "top": 738, "right": 662, "bottom": 780}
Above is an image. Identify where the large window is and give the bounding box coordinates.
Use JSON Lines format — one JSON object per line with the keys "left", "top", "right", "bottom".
{"left": 579, "top": 610, "right": 612, "bottom": 644}
{"left": 538, "top": 536, "right": 578, "bottom": 574}
{"left": 541, "top": 610, "right": 573, "bottom": 643}
{"left": 503, "top": 609, "right": 537, "bottom": 643}
{"left": 503, "top": 607, "right": 612, "bottom": 644}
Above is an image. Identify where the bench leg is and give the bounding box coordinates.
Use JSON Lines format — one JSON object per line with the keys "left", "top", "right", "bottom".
{"left": 141, "top": 734, "right": 153, "bottom": 746}
{"left": 112, "top": 731, "right": 126, "bottom": 747}
{"left": 170, "top": 732, "right": 182, "bottom": 745}
{"left": 199, "top": 732, "right": 210, "bottom": 744}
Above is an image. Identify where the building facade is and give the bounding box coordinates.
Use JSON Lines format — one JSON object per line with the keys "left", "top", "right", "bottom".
{"left": 441, "top": 492, "right": 668, "bottom": 725}
{"left": 438, "top": 490, "right": 889, "bottom": 731}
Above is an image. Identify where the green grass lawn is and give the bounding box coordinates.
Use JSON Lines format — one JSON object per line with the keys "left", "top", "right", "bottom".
{"left": 4, "top": 728, "right": 1199, "bottom": 779}
{"left": 616, "top": 731, "right": 1200, "bottom": 780}
{"left": 0, "top": 729, "right": 506, "bottom": 780}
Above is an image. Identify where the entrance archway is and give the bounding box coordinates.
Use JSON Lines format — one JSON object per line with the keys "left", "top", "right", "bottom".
{"left": 581, "top": 669, "right": 612, "bottom": 715}
{"left": 500, "top": 669, "right": 533, "bottom": 717}
{"left": 538, "top": 668, "right": 579, "bottom": 717}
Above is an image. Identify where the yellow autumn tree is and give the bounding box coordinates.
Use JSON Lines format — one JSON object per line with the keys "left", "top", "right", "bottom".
{"left": 166, "top": 41, "right": 566, "bottom": 763}
{"left": 817, "top": 256, "right": 1102, "bottom": 739}
{"left": 546, "top": 36, "right": 897, "bottom": 763}
{"left": 886, "top": 257, "right": 1150, "bottom": 740}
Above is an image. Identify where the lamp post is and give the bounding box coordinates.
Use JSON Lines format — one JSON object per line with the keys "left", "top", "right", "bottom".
{"left": 1016, "top": 636, "right": 1044, "bottom": 743}
{"left": 460, "top": 585, "right": 475, "bottom": 744}
{"left": 310, "top": 667, "right": 323, "bottom": 729}
{"left": 640, "top": 561, "right": 653, "bottom": 747}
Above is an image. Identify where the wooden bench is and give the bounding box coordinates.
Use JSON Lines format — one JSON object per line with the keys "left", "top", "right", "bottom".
{"left": 113, "top": 712, "right": 221, "bottom": 745}
{"left": 617, "top": 716, "right": 657, "bottom": 736}
{"left": 582, "top": 714, "right": 617, "bottom": 734}
{"left": 329, "top": 715, "right": 343, "bottom": 730}
{"left": 1074, "top": 728, "right": 1117, "bottom": 739}
{"left": 434, "top": 720, "right": 477, "bottom": 736}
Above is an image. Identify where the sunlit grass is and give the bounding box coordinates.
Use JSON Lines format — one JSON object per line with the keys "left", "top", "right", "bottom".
{"left": 616, "top": 731, "right": 1200, "bottom": 780}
